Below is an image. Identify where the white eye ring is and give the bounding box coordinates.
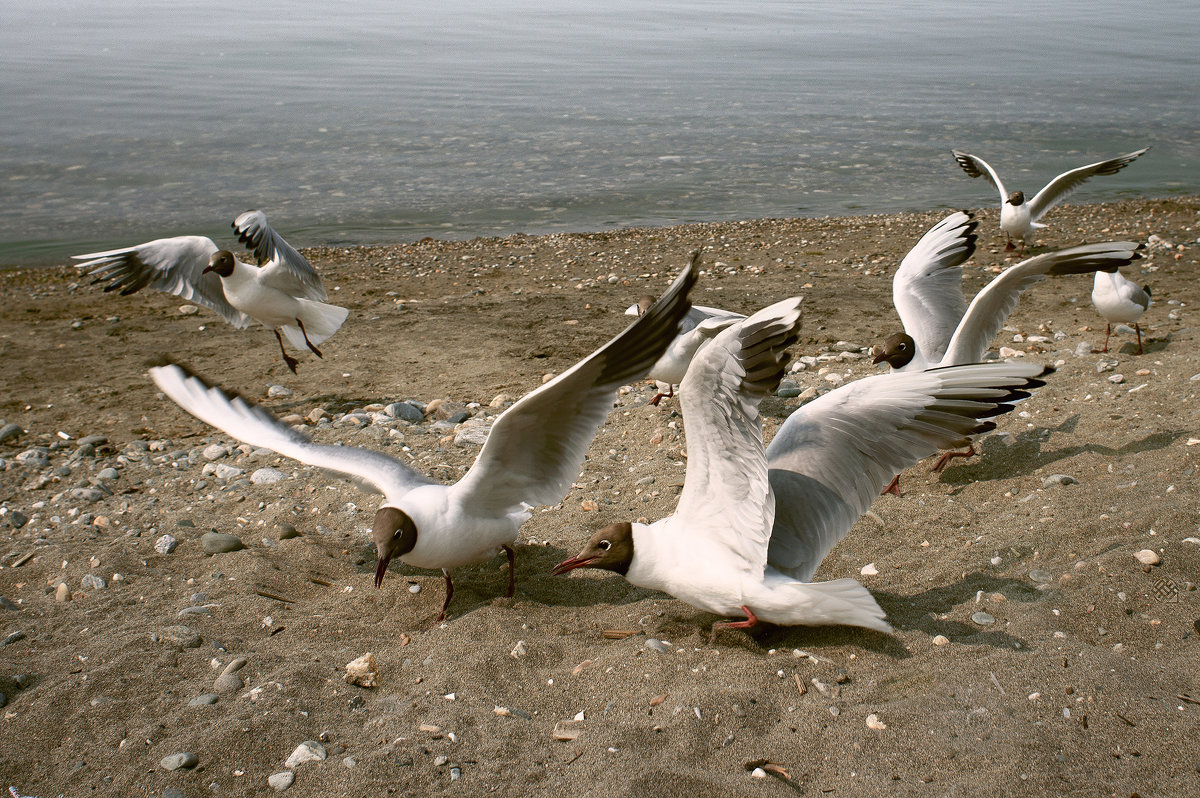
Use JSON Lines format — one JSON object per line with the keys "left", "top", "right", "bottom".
{"left": 598, "top": 539, "right": 612, "bottom": 551}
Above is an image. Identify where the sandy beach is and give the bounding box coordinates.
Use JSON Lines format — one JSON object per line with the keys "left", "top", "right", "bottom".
{"left": 1, "top": 196, "right": 1198, "bottom": 797}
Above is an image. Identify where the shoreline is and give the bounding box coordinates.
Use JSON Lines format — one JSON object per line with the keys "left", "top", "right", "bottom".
{"left": 1, "top": 194, "right": 1198, "bottom": 795}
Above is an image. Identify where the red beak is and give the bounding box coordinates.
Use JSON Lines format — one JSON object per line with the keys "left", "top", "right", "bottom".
{"left": 374, "top": 554, "right": 393, "bottom": 587}
{"left": 871, "top": 349, "right": 887, "bottom": 365}
{"left": 552, "top": 555, "right": 596, "bottom": 576}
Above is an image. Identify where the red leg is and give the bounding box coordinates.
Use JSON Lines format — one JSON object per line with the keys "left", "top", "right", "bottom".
{"left": 1101, "top": 323, "right": 1111, "bottom": 353}
{"left": 274, "top": 329, "right": 299, "bottom": 373}
{"left": 503, "top": 544, "right": 515, "bottom": 598}
{"left": 881, "top": 474, "right": 902, "bottom": 497}
{"left": 1004, "top": 237, "right": 1015, "bottom": 253}
{"left": 930, "top": 444, "right": 976, "bottom": 473}
{"left": 296, "top": 318, "right": 323, "bottom": 358}
{"left": 434, "top": 569, "right": 454, "bottom": 624}
{"left": 1134, "top": 323, "right": 1143, "bottom": 355}
{"left": 712, "top": 605, "right": 758, "bottom": 633}
{"left": 648, "top": 385, "right": 674, "bottom": 407}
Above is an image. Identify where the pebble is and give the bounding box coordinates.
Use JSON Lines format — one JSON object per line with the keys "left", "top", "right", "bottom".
{"left": 5, "top": 510, "right": 29, "bottom": 529}
{"left": 178, "top": 304, "right": 200, "bottom": 315}
{"left": 203, "top": 462, "right": 243, "bottom": 480}
{"left": 285, "top": 740, "right": 327, "bottom": 768}
{"left": 998, "top": 346, "right": 1023, "bottom": 358}
{"left": 860, "top": 562, "right": 878, "bottom": 576}
{"left": 163, "top": 790, "right": 185, "bottom": 798}
{"left": 1133, "top": 549, "right": 1161, "bottom": 566}
{"left": 276, "top": 523, "right": 300, "bottom": 540}
{"left": 0, "top": 422, "right": 22, "bottom": 444}
{"left": 0, "top": 692, "right": 6, "bottom": 708}
{"left": 2, "top": 631, "right": 26, "bottom": 646}
{"left": 645, "top": 638, "right": 671, "bottom": 654}
{"left": 189, "top": 694, "right": 219, "bottom": 707}
{"left": 932, "top": 635, "right": 949, "bottom": 646}
{"left": 55, "top": 582, "right": 71, "bottom": 602}
{"left": 159, "top": 752, "right": 199, "bottom": 771}
{"left": 344, "top": 652, "right": 379, "bottom": 687}
{"left": 865, "top": 713, "right": 888, "bottom": 730}
{"left": 160, "top": 625, "right": 202, "bottom": 649}
{"left": 1028, "top": 569, "right": 1053, "bottom": 584}
{"left": 267, "top": 384, "right": 293, "bottom": 398}
{"left": 202, "top": 444, "right": 228, "bottom": 461}
{"left": 69, "top": 487, "right": 104, "bottom": 502}
{"left": 775, "top": 379, "right": 802, "bottom": 398}
{"left": 1043, "top": 474, "right": 1078, "bottom": 487}
{"left": 384, "top": 402, "right": 424, "bottom": 423}
{"left": 267, "top": 771, "right": 295, "bottom": 791}
{"left": 971, "top": 611, "right": 996, "bottom": 626}
{"left": 16, "top": 449, "right": 50, "bottom": 469}
{"left": 81, "top": 574, "right": 107, "bottom": 590}
{"left": 214, "top": 670, "right": 243, "bottom": 694}
{"left": 251, "top": 467, "right": 288, "bottom": 485}
{"left": 1095, "top": 359, "right": 1118, "bottom": 373}
{"left": 201, "top": 531, "right": 246, "bottom": 554}
{"left": 96, "top": 467, "right": 119, "bottom": 481}
{"left": 454, "top": 418, "right": 492, "bottom": 447}
{"left": 1108, "top": 373, "right": 1125, "bottom": 385}
{"left": 155, "top": 534, "right": 179, "bottom": 554}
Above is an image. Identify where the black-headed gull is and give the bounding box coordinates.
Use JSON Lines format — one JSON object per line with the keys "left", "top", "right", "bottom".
{"left": 625, "top": 254, "right": 746, "bottom": 405}
{"left": 952, "top": 148, "right": 1149, "bottom": 254}
{"left": 149, "top": 261, "right": 697, "bottom": 623}
{"left": 872, "top": 239, "right": 1142, "bottom": 478}
{"left": 73, "top": 210, "right": 348, "bottom": 374}
{"left": 1092, "top": 270, "right": 1151, "bottom": 354}
{"left": 558, "top": 302, "right": 1056, "bottom": 634}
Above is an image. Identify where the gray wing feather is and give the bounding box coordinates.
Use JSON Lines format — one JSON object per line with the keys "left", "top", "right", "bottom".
{"left": 232, "top": 210, "right": 327, "bottom": 300}
{"left": 1027, "top": 148, "right": 1149, "bottom": 221}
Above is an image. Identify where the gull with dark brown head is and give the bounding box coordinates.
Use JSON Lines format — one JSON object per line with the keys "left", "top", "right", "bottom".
{"left": 149, "top": 261, "right": 697, "bottom": 623}
{"left": 73, "top": 210, "right": 347, "bottom": 373}
{"left": 952, "top": 148, "right": 1148, "bottom": 255}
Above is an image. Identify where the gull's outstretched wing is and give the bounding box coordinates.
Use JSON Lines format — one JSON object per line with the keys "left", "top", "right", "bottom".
{"left": 232, "top": 210, "right": 327, "bottom": 300}
{"left": 952, "top": 150, "right": 1008, "bottom": 203}
{"left": 1027, "top": 148, "right": 1149, "bottom": 222}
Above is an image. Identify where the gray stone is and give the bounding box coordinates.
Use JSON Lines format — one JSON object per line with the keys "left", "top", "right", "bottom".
{"left": 77, "top": 435, "right": 108, "bottom": 447}
{"left": 833, "top": 341, "right": 861, "bottom": 352}
{"left": 1108, "top": 373, "right": 1125, "bottom": 384}
{"left": 1043, "top": 474, "right": 1079, "bottom": 487}
{"left": 1073, "top": 341, "right": 1093, "bottom": 357}
{"left": 201, "top": 532, "right": 245, "bottom": 554}
{"left": 0, "top": 596, "right": 17, "bottom": 611}
{"left": 1029, "top": 569, "right": 1054, "bottom": 584}
{"left": 1096, "top": 359, "right": 1118, "bottom": 373}
{"left": 202, "top": 444, "right": 228, "bottom": 461}
{"left": 384, "top": 402, "right": 424, "bottom": 422}
{"left": 163, "top": 790, "right": 185, "bottom": 798}
{"left": 16, "top": 449, "right": 50, "bottom": 469}
{"left": 268, "top": 771, "right": 295, "bottom": 791}
{"left": 7, "top": 510, "right": 29, "bottom": 529}
{"left": 154, "top": 534, "right": 179, "bottom": 554}
{"left": 160, "top": 625, "right": 202, "bottom": 649}
{"left": 214, "top": 671, "right": 242, "bottom": 694}
{"left": 775, "top": 380, "right": 802, "bottom": 398}
{"left": 80, "top": 574, "right": 107, "bottom": 590}
{"left": 69, "top": 487, "right": 104, "bottom": 502}
{"left": 645, "top": 638, "right": 671, "bottom": 654}
{"left": 189, "top": 693, "right": 219, "bottom": 707}
{"left": 267, "top": 384, "right": 294, "bottom": 398}
{"left": 1, "top": 631, "right": 26, "bottom": 646}
{"left": 276, "top": 523, "right": 300, "bottom": 541}
{"left": 0, "top": 423, "right": 22, "bottom": 444}
{"left": 0, "top": 692, "right": 6, "bottom": 708}
{"left": 251, "top": 467, "right": 288, "bottom": 485}
{"left": 454, "top": 419, "right": 492, "bottom": 447}
{"left": 285, "top": 740, "right": 327, "bottom": 768}
{"left": 971, "top": 611, "right": 996, "bottom": 626}
{"left": 96, "top": 467, "right": 119, "bottom": 481}
{"left": 159, "top": 752, "right": 199, "bottom": 771}
{"left": 207, "top": 463, "right": 244, "bottom": 480}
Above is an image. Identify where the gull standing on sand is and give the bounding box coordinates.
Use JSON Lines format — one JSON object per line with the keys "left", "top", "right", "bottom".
{"left": 149, "top": 262, "right": 697, "bottom": 623}
{"left": 73, "top": 210, "right": 348, "bottom": 373}
{"left": 1092, "top": 269, "right": 1151, "bottom": 354}
{"left": 624, "top": 253, "right": 746, "bottom": 405}
{"left": 951, "top": 148, "right": 1149, "bottom": 254}
{"left": 557, "top": 297, "right": 1058, "bottom": 634}
{"left": 872, "top": 235, "right": 1143, "bottom": 480}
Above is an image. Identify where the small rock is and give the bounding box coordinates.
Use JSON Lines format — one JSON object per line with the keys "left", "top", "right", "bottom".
{"left": 201, "top": 531, "right": 245, "bottom": 554}
{"left": 201, "top": 444, "right": 228, "bottom": 461}
{"left": 454, "top": 418, "right": 492, "bottom": 447}
{"left": 1, "top": 631, "right": 26, "bottom": 646}
{"left": 179, "top": 304, "right": 200, "bottom": 315}
{"left": 1028, "top": 569, "right": 1053, "bottom": 584}
{"left": 860, "top": 562, "right": 878, "bottom": 576}
{"left": 267, "top": 385, "right": 293, "bottom": 398}
{"left": 96, "top": 467, "right": 119, "bottom": 481}
{"left": 1043, "top": 474, "right": 1078, "bottom": 487}
{"left": 213, "top": 672, "right": 242, "bottom": 695}
{"left": 0, "top": 692, "right": 6, "bottom": 708}
{"left": 1133, "top": 549, "right": 1161, "bottom": 566}
{"left": 1108, "top": 373, "right": 1125, "bottom": 385}
{"left": 865, "top": 713, "right": 887, "bottom": 730}
{"left": 6, "top": 510, "right": 29, "bottom": 529}
{"left": 384, "top": 402, "right": 423, "bottom": 423}
{"left": 775, "top": 380, "right": 802, "bottom": 398}
{"left": 55, "top": 582, "right": 71, "bottom": 602}
{"left": 80, "top": 574, "right": 107, "bottom": 590}
{"left": 488, "top": 394, "right": 512, "bottom": 408}
{"left": 552, "top": 720, "right": 584, "bottom": 741}
{"left": 971, "top": 611, "right": 996, "bottom": 626}
{"left": 155, "top": 534, "right": 179, "bottom": 554}
{"left": 159, "top": 752, "right": 199, "bottom": 771}
{"left": 998, "top": 346, "right": 1024, "bottom": 358}
{"left": 268, "top": 772, "right": 295, "bottom": 791}
{"left": 160, "top": 625, "right": 202, "bottom": 649}
{"left": 344, "top": 652, "right": 379, "bottom": 688}
{"left": 510, "top": 640, "right": 527, "bottom": 658}
{"left": 276, "top": 523, "right": 300, "bottom": 540}
{"left": 251, "top": 467, "right": 288, "bottom": 485}
{"left": 645, "top": 638, "right": 670, "bottom": 654}
{"left": 1095, "top": 359, "right": 1118, "bottom": 373}
{"left": 189, "top": 694, "right": 219, "bottom": 707}
{"left": 932, "top": 635, "right": 949, "bottom": 646}
{"left": 285, "top": 740, "right": 327, "bottom": 768}
{"left": 0, "top": 422, "right": 22, "bottom": 444}
{"left": 16, "top": 449, "right": 50, "bottom": 469}
{"left": 1073, "top": 341, "right": 1094, "bottom": 357}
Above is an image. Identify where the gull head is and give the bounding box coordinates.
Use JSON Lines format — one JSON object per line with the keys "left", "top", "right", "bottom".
{"left": 373, "top": 506, "right": 418, "bottom": 587}
{"left": 1006, "top": 190, "right": 1025, "bottom": 206}
{"left": 872, "top": 332, "right": 916, "bottom": 369}
{"left": 203, "top": 250, "right": 237, "bottom": 278}
{"left": 553, "top": 522, "right": 634, "bottom": 576}
{"left": 624, "top": 295, "right": 655, "bottom": 317}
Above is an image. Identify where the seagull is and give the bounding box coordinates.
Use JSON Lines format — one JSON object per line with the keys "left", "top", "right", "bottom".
{"left": 557, "top": 303, "right": 1057, "bottom": 635}
{"left": 1092, "top": 270, "right": 1151, "bottom": 354}
{"left": 73, "top": 210, "right": 348, "bottom": 373}
{"left": 149, "top": 261, "right": 697, "bottom": 623}
{"left": 624, "top": 254, "right": 746, "bottom": 405}
{"left": 952, "top": 148, "right": 1149, "bottom": 255}
{"left": 872, "top": 239, "right": 1143, "bottom": 480}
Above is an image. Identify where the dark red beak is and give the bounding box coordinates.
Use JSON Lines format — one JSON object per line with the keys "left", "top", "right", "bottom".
{"left": 374, "top": 554, "right": 393, "bottom": 587}
{"left": 201, "top": 264, "right": 216, "bottom": 274}
{"left": 552, "top": 555, "right": 596, "bottom": 576}
{"left": 871, "top": 349, "right": 887, "bottom": 365}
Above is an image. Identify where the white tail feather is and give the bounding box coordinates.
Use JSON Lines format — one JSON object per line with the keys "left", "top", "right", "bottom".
{"left": 281, "top": 299, "right": 348, "bottom": 349}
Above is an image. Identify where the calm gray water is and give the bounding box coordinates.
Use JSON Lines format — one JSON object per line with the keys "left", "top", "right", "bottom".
{"left": 2, "top": 0, "right": 1198, "bottom": 265}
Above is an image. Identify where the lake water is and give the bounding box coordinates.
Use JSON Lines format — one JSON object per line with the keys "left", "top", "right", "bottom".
{"left": 2, "top": 0, "right": 1197, "bottom": 266}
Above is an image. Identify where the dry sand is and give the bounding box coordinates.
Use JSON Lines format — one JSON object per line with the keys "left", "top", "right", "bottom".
{"left": 1, "top": 197, "right": 1198, "bottom": 797}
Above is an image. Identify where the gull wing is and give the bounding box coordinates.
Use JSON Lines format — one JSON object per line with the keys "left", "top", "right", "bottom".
{"left": 940, "top": 241, "right": 1142, "bottom": 365}
{"left": 952, "top": 150, "right": 1008, "bottom": 203}
{"left": 890, "top": 211, "right": 977, "bottom": 364}
{"left": 765, "top": 361, "right": 1053, "bottom": 581}
{"left": 72, "top": 236, "right": 251, "bottom": 328}
{"left": 232, "top": 210, "right": 328, "bottom": 300}
{"left": 1027, "top": 148, "right": 1149, "bottom": 222}
{"left": 150, "top": 364, "right": 434, "bottom": 503}
{"left": 448, "top": 256, "right": 699, "bottom": 516}
{"left": 672, "top": 297, "right": 803, "bottom": 575}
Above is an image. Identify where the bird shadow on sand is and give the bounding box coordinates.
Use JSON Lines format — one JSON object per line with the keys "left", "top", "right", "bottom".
{"left": 936, "top": 414, "right": 1184, "bottom": 487}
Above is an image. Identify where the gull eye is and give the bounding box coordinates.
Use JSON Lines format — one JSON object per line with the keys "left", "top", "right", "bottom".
{"left": 598, "top": 539, "right": 612, "bottom": 551}
{"left": 898, "top": 343, "right": 908, "bottom": 350}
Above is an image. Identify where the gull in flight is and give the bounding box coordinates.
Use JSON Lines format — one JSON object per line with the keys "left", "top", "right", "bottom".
{"left": 74, "top": 210, "right": 348, "bottom": 373}
{"left": 149, "top": 261, "right": 697, "bottom": 623}
{"left": 952, "top": 147, "right": 1148, "bottom": 255}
